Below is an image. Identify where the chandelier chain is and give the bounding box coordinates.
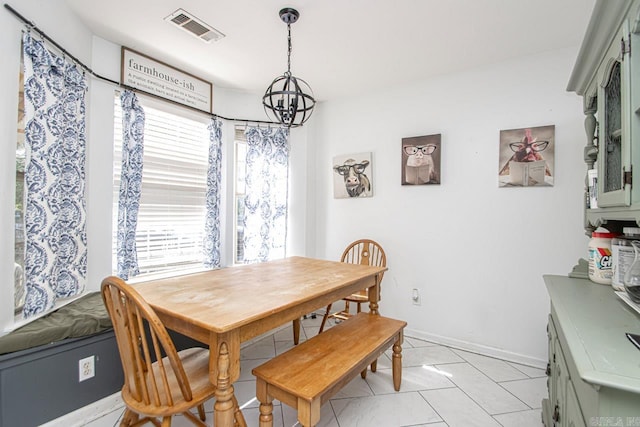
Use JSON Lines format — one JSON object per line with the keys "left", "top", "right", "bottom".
{"left": 287, "top": 23, "right": 292, "bottom": 75}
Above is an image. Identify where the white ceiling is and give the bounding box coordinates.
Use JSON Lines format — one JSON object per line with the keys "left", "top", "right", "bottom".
{"left": 64, "top": 0, "right": 596, "bottom": 102}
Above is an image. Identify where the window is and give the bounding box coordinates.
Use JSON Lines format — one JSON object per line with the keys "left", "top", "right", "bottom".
{"left": 113, "top": 94, "right": 210, "bottom": 278}
{"left": 14, "top": 56, "right": 26, "bottom": 315}
{"left": 234, "top": 129, "right": 247, "bottom": 264}
{"left": 233, "top": 126, "right": 289, "bottom": 264}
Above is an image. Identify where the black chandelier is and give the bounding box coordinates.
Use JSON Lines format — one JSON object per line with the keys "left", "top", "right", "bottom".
{"left": 263, "top": 8, "right": 315, "bottom": 128}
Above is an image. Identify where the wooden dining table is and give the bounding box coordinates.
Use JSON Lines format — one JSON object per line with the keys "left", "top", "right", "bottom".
{"left": 134, "top": 256, "right": 387, "bottom": 427}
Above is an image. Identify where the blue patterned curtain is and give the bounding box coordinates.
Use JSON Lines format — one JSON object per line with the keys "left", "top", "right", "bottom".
{"left": 243, "top": 127, "right": 290, "bottom": 263}
{"left": 203, "top": 118, "right": 222, "bottom": 268}
{"left": 22, "top": 33, "right": 88, "bottom": 317}
{"left": 116, "top": 91, "right": 145, "bottom": 280}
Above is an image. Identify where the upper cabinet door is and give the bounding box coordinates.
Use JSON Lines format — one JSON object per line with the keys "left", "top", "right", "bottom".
{"left": 597, "top": 24, "right": 632, "bottom": 207}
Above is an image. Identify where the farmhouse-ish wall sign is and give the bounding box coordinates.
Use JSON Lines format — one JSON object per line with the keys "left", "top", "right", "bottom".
{"left": 121, "top": 47, "right": 212, "bottom": 113}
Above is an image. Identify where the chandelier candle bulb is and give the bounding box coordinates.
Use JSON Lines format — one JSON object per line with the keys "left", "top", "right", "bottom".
{"left": 588, "top": 228, "right": 617, "bottom": 285}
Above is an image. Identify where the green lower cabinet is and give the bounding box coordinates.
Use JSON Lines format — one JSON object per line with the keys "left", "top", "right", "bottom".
{"left": 565, "top": 381, "right": 585, "bottom": 427}
{"left": 543, "top": 320, "right": 586, "bottom": 427}
{"left": 543, "top": 275, "right": 640, "bottom": 426}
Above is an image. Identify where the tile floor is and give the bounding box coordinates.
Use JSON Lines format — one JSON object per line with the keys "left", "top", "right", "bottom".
{"left": 88, "top": 314, "right": 546, "bottom": 427}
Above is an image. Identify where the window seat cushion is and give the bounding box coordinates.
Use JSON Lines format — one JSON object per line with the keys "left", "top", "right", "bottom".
{"left": 0, "top": 292, "right": 112, "bottom": 355}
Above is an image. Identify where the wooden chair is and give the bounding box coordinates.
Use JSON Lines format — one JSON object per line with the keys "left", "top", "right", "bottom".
{"left": 319, "top": 239, "right": 387, "bottom": 332}
{"left": 291, "top": 239, "right": 386, "bottom": 346}
{"left": 101, "top": 276, "right": 245, "bottom": 427}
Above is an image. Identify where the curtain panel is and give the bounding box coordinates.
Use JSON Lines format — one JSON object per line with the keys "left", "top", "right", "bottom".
{"left": 22, "top": 32, "right": 88, "bottom": 317}
{"left": 243, "top": 127, "right": 290, "bottom": 263}
{"left": 116, "top": 90, "right": 145, "bottom": 280}
{"left": 204, "top": 118, "right": 223, "bottom": 268}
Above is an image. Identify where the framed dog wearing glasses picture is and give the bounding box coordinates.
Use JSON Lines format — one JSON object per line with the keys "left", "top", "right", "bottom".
{"left": 401, "top": 134, "right": 441, "bottom": 185}
{"left": 498, "top": 125, "right": 555, "bottom": 187}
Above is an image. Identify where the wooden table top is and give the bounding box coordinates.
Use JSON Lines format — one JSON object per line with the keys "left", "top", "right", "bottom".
{"left": 134, "top": 256, "right": 387, "bottom": 335}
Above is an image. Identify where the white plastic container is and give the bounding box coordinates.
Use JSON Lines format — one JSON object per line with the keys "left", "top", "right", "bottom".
{"left": 611, "top": 227, "right": 640, "bottom": 291}
{"left": 588, "top": 228, "right": 616, "bottom": 285}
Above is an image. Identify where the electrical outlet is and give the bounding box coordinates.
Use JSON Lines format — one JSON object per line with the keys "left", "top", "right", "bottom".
{"left": 79, "top": 355, "right": 95, "bottom": 382}
{"left": 412, "top": 288, "right": 421, "bottom": 305}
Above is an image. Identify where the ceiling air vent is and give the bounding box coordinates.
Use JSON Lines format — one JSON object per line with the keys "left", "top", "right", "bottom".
{"left": 164, "top": 9, "right": 225, "bottom": 43}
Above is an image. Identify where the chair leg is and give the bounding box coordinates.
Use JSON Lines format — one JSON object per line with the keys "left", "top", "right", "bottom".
{"left": 233, "top": 394, "right": 247, "bottom": 427}
{"left": 371, "top": 359, "right": 377, "bottom": 372}
{"left": 143, "top": 418, "right": 161, "bottom": 427}
{"left": 120, "top": 409, "right": 139, "bottom": 427}
{"left": 292, "top": 318, "right": 301, "bottom": 345}
{"left": 183, "top": 410, "right": 207, "bottom": 426}
{"left": 318, "top": 303, "right": 332, "bottom": 334}
{"left": 161, "top": 416, "right": 172, "bottom": 427}
{"left": 197, "top": 403, "right": 206, "bottom": 421}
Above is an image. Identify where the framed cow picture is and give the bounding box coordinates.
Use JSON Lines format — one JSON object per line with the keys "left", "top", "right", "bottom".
{"left": 332, "top": 152, "right": 373, "bottom": 198}
{"left": 498, "top": 125, "right": 555, "bottom": 187}
{"left": 401, "top": 134, "right": 441, "bottom": 185}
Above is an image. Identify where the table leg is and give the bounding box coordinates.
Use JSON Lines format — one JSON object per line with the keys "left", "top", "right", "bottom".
{"left": 368, "top": 274, "right": 380, "bottom": 315}
{"left": 214, "top": 342, "right": 246, "bottom": 427}
{"left": 368, "top": 273, "right": 381, "bottom": 374}
{"left": 292, "top": 318, "right": 301, "bottom": 345}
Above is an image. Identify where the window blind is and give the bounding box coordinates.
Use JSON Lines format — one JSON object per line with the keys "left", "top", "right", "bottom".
{"left": 113, "top": 95, "right": 209, "bottom": 277}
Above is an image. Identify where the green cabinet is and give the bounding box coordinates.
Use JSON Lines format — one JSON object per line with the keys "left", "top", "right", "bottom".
{"left": 542, "top": 275, "right": 640, "bottom": 426}
{"left": 543, "top": 314, "right": 586, "bottom": 427}
{"left": 567, "top": 0, "right": 640, "bottom": 231}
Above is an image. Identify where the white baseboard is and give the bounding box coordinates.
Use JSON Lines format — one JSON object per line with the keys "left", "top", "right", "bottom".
{"left": 40, "top": 393, "right": 124, "bottom": 427}
{"left": 405, "top": 327, "right": 547, "bottom": 369}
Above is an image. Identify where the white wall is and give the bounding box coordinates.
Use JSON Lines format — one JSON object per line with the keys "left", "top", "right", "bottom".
{"left": 310, "top": 47, "right": 589, "bottom": 366}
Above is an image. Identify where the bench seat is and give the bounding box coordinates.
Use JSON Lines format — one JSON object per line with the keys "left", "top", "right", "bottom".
{"left": 252, "top": 312, "right": 406, "bottom": 427}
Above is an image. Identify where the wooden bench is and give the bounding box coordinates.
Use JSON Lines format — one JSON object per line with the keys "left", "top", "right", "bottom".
{"left": 252, "top": 312, "right": 406, "bottom": 427}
